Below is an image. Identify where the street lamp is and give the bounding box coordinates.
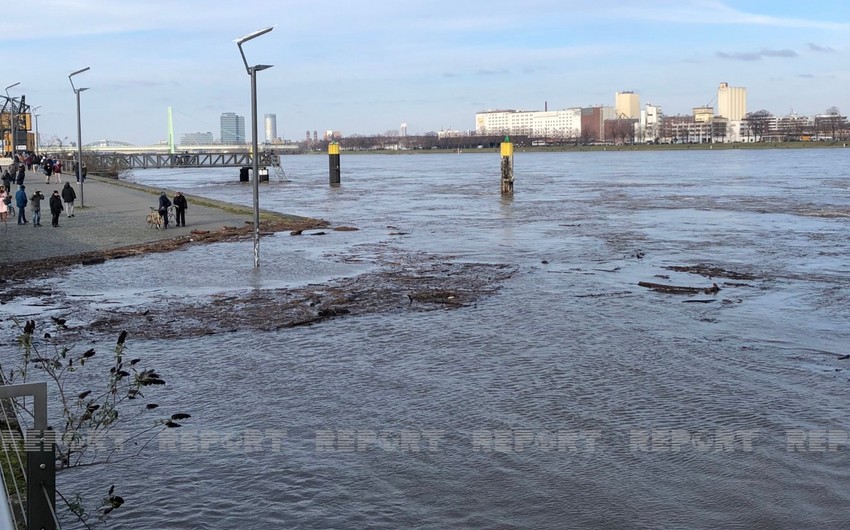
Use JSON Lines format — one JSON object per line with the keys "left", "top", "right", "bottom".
{"left": 5, "top": 82, "right": 20, "bottom": 158}
{"left": 236, "top": 25, "right": 274, "bottom": 268}
{"left": 68, "top": 66, "right": 90, "bottom": 207}
{"left": 32, "top": 106, "right": 41, "bottom": 154}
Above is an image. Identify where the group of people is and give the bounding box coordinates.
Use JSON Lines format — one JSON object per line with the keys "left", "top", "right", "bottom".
{"left": 0, "top": 180, "right": 78, "bottom": 229}
{"left": 4, "top": 152, "right": 86, "bottom": 187}
{"left": 2, "top": 156, "right": 191, "bottom": 230}
{"left": 2, "top": 163, "right": 26, "bottom": 191}
{"left": 158, "top": 191, "right": 188, "bottom": 228}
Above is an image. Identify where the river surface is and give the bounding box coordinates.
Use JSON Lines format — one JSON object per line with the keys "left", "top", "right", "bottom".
{"left": 19, "top": 150, "right": 850, "bottom": 528}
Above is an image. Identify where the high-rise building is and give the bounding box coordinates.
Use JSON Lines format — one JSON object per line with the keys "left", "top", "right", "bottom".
{"left": 220, "top": 112, "right": 245, "bottom": 144}
{"left": 400, "top": 122, "right": 408, "bottom": 137}
{"left": 264, "top": 114, "right": 277, "bottom": 143}
{"left": 615, "top": 91, "right": 640, "bottom": 119}
{"left": 717, "top": 82, "right": 747, "bottom": 121}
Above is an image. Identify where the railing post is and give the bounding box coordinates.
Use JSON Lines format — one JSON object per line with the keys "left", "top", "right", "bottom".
{"left": 26, "top": 428, "right": 56, "bottom": 530}
{"left": 0, "top": 382, "right": 56, "bottom": 530}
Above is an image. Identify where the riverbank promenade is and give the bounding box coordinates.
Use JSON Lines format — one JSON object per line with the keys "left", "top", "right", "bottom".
{"left": 0, "top": 168, "right": 279, "bottom": 267}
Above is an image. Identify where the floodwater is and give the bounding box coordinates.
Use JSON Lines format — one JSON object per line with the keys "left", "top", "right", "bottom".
{"left": 14, "top": 149, "right": 850, "bottom": 528}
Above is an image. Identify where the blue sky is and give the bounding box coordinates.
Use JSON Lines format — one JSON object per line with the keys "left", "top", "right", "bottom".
{"left": 4, "top": 0, "right": 849, "bottom": 145}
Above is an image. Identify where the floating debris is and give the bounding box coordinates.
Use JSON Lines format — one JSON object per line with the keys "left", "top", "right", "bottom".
{"left": 665, "top": 264, "right": 756, "bottom": 280}
{"left": 638, "top": 281, "right": 720, "bottom": 295}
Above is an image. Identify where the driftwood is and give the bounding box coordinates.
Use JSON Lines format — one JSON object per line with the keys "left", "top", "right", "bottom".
{"left": 638, "top": 281, "right": 720, "bottom": 295}
{"left": 665, "top": 265, "right": 755, "bottom": 280}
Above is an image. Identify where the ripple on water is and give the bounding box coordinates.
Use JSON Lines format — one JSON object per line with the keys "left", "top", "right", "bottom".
{"left": 25, "top": 151, "right": 850, "bottom": 528}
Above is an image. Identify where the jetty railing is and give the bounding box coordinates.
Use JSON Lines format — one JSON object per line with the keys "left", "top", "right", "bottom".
{"left": 0, "top": 382, "right": 56, "bottom": 530}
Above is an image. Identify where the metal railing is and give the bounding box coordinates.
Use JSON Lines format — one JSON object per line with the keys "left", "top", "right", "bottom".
{"left": 0, "top": 382, "right": 57, "bottom": 530}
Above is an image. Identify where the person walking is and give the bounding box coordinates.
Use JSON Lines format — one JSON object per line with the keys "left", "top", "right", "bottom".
{"left": 15, "top": 165, "right": 25, "bottom": 187}
{"left": 15, "top": 185, "right": 28, "bottom": 225}
{"left": 173, "top": 191, "right": 188, "bottom": 227}
{"left": 43, "top": 157, "right": 52, "bottom": 184}
{"left": 2, "top": 170, "right": 12, "bottom": 193}
{"left": 62, "top": 182, "right": 77, "bottom": 217}
{"left": 158, "top": 191, "right": 172, "bottom": 228}
{"left": 49, "top": 190, "right": 63, "bottom": 227}
{"left": 30, "top": 189, "right": 44, "bottom": 227}
{"left": 0, "top": 188, "right": 8, "bottom": 230}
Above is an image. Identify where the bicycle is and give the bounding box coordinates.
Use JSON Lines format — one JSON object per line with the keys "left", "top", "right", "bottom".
{"left": 146, "top": 207, "right": 163, "bottom": 230}
{"left": 147, "top": 206, "right": 176, "bottom": 229}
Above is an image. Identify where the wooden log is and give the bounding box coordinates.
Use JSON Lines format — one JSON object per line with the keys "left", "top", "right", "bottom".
{"left": 638, "top": 281, "right": 720, "bottom": 294}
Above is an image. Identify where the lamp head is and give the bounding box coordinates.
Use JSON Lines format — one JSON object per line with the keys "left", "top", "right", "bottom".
{"left": 235, "top": 26, "right": 275, "bottom": 45}
{"left": 68, "top": 66, "right": 91, "bottom": 92}
{"left": 69, "top": 66, "right": 91, "bottom": 77}
{"left": 235, "top": 26, "right": 276, "bottom": 74}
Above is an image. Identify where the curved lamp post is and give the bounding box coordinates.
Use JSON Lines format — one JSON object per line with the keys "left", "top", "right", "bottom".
{"left": 236, "top": 26, "right": 274, "bottom": 268}
{"left": 68, "top": 67, "right": 90, "bottom": 207}
{"left": 5, "top": 82, "right": 20, "bottom": 158}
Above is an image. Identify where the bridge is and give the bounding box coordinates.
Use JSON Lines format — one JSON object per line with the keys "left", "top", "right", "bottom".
{"left": 41, "top": 143, "right": 299, "bottom": 170}
{"left": 85, "top": 150, "right": 279, "bottom": 169}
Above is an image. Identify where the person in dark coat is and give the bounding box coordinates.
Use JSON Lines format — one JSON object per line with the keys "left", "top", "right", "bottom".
{"left": 30, "top": 190, "right": 44, "bottom": 227}
{"left": 44, "top": 158, "right": 54, "bottom": 184}
{"left": 158, "top": 192, "right": 172, "bottom": 228}
{"left": 172, "top": 191, "right": 187, "bottom": 227}
{"left": 15, "top": 165, "right": 25, "bottom": 186}
{"left": 61, "top": 182, "right": 77, "bottom": 217}
{"left": 49, "top": 190, "right": 63, "bottom": 227}
{"left": 15, "top": 185, "right": 28, "bottom": 224}
{"left": 1, "top": 170, "right": 11, "bottom": 193}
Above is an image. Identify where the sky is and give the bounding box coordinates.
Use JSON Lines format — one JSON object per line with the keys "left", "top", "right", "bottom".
{"left": 3, "top": 0, "right": 849, "bottom": 146}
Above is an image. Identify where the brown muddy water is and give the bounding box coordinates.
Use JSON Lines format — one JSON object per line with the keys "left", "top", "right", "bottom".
{"left": 3, "top": 149, "right": 850, "bottom": 529}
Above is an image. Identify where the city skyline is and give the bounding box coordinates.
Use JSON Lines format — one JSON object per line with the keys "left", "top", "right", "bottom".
{"left": 3, "top": 0, "right": 849, "bottom": 146}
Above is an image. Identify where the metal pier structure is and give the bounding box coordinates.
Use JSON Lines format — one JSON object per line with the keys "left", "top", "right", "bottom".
{"left": 82, "top": 149, "right": 281, "bottom": 170}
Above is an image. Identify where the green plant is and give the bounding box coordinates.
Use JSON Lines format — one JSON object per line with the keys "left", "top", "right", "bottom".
{"left": 1, "top": 319, "right": 190, "bottom": 527}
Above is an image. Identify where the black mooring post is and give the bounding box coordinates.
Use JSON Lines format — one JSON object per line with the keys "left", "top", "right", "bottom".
{"left": 329, "top": 143, "right": 340, "bottom": 186}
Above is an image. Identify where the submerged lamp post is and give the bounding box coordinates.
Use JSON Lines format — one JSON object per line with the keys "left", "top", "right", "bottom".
{"left": 68, "top": 66, "right": 90, "bottom": 207}
{"left": 5, "top": 82, "right": 20, "bottom": 158}
{"left": 236, "top": 25, "right": 274, "bottom": 268}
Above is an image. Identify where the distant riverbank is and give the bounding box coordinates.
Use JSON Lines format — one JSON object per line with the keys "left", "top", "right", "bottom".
{"left": 290, "top": 140, "right": 849, "bottom": 156}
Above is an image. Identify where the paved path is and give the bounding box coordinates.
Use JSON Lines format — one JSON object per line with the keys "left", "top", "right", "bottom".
{"left": 0, "top": 168, "right": 292, "bottom": 265}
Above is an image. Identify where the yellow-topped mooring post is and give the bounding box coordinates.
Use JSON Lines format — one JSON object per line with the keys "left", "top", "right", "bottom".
{"left": 329, "top": 142, "right": 341, "bottom": 186}
{"left": 500, "top": 136, "right": 514, "bottom": 195}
